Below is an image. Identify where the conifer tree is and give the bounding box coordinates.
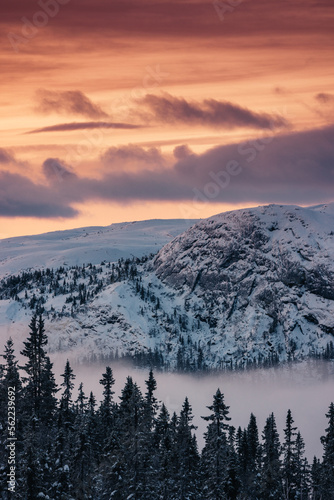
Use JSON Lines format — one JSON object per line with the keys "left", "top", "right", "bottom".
{"left": 311, "top": 456, "right": 322, "bottom": 500}
{"left": 72, "top": 385, "right": 96, "bottom": 500}
{"left": 0, "top": 339, "right": 23, "bottom": 495}
{"left": 144, "top": 368, "right": 158, "bottom": 430}
{"left": 201, "top": 389, "right": 231, "bottom": 499}
{"left": 175, "top": 397, "right": 200, "bottom": 499}
{"left": 21, "top": 314, "right": 48, "bottom": 419}
{"left": 99, "top": 366, "right": 115, "bottom": 428}
{"left": 76, "top": 382, "right": 88, "bottom": 416}
{"left": 282, "top": 409, "right": 298, "bottom": 499}
{"left": 40, "top": 355, "right": 58, "bottom": 425}
{"left": 294, "top": 431, "right": 309, "bottom": 499}
{"left": 3, "top": 337, "right": 21, "bottom": 391}
{"left": 245, "top": 412, "right": 261, "bottom": 498}
{"left": 260, "top": 412, "right": 282, "bottom": 499}
{"left": 60, "top": 360, "right": 76, "bottom": 416}
{"left": 320, "top": 402, "right": 334, "bottom": 499}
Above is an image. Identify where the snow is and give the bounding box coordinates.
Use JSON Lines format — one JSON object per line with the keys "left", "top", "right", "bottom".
{"left": 0, "top": 218, "right": 198, "bottom": 279}
{"left": 1, "top": 203, "right": 334, "bottom": 369}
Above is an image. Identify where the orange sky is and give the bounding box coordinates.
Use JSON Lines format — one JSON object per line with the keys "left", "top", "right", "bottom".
{"left": 1, "top": 0, "right": 334, "bottom": 237}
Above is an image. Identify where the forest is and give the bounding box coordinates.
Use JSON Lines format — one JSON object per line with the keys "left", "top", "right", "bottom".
{"left": 0, "top": 314, "right": 334, "bottom": 499}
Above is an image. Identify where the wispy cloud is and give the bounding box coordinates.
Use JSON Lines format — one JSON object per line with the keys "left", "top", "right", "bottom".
{"left": 0, "top": 148, "right": 16, "bottom": 164}
{"left": 136, "top": 93, "right": 289, "bottom": 130}
{"left": 101, "top": 144, "right": 166, "bottom": 168}
{"left": 26, "top": 121, "right": 143, "bottom": 134}
{"left": 315, "top": 93, "right": 334, "bottom": 104}
{"left": 35, "top": 89, "right": 108, "bottom": 119}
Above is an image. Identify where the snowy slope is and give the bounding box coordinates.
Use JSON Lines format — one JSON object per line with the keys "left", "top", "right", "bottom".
{"left": 1, "top": 204, "right": 334, "bottom": 370}
{"left": 0, "top": 219, "right": 198, "bottom": 279}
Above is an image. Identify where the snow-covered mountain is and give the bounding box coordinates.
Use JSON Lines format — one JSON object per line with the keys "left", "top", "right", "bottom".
{"left": 0, "top": 219, "right": 197, "bottom": 279}
{"left": 1, "top": 204, "right": 334, "bottom": 370}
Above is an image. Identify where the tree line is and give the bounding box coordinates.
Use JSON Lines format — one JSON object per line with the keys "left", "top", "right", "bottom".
{"left": 0, "top": 314, "right": 333, "bottom": 499}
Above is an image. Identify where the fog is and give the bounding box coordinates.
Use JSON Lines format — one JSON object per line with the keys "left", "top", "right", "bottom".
{"left": 50, "top": 355, "right": 334, "bottom": 460}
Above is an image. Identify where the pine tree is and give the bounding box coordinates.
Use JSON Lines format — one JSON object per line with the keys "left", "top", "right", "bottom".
{"left": 282, "top": 409, "right": 298, "bottom": 499}
{"left": 144, "top": 368, "right": 158, "bottom": 430}
{"left": 72, "top": 385, "right": 96, "bottom": 499}
{"left": 175, "top": 397, "right": 200, "bottom": 499}
{"left": 311, "top": 456, "right": 322, "bottom": 500}
{"left": 225, "top": 425, "right": 240, "bottom": 500}
{"left": 3, "top": 338, "right": 22, "bottom": 391}
{"left": 246, "top": 412, "right": 261, "bottom": 497}
{"left": 237, "top": 413, "right": 260, "bottom": 498}
{"left": 39, "top": 356, "right": 58, "bottom": 425}
{"left": 201, "top": 389, "right": 231, "bottom": 499}
{"left": 21, "top": 314, "right": 48, "bottom": 419}
{"left": 98, "top": 376, "right": 145, "bottom": 499}
{"left": 141, "top": 369, "right": 159, "bottom": 497}
{"left": 294, "top": 432, "right": 309, "bottom": 499}
{"left": 0, "top": 339, "right": 23, "bottom": 496}
{"left": 99, "top": 366, "right": 115, "bottom": 428}
{"left": 320, "top": 402, "right": 334, "bottom": 499}
{"left": 60, "top": 359, "right": 76, "bottom": 425}
{"left": 260, "top": 412, "right": 282, "bottom": 499}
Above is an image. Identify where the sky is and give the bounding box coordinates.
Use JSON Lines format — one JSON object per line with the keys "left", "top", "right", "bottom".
{"left": 1, "top": 0, "right": 334, "bottom": 238}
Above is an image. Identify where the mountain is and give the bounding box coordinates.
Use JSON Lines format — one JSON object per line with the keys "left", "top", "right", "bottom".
{"left": 0, "top": 219, "right": 198, "bottom": 279}
{"left": 1, "top": 204, "right": 334, "bottom": 370}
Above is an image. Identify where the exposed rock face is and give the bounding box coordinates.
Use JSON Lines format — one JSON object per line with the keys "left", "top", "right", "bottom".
{"left": 152, "top": 204, "right": 334, "bottom": 365}
{"left": 1, "top": 204, "right": 334, "bottom": 369}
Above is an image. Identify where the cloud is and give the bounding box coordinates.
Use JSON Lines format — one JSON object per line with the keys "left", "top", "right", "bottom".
{"left": 2, "top": 0, "right": 334, "bottom": 41}
{"left": 315, "top": 93, "right": 334, "bottom": 104}
{"left": 0, "top": 171, "right": 78, "bottom": 218}
{"left": 65, "top": 125, "right": 334, "bottom": 206}
{"left": 136, "top": 93, "right": 289, "bottom": 130}
{"left": 0, "top": 148, "right": 16, "bottom": 164}
{"left": 42, "top": 158, "right": 78, "bottom": 184}
{"left": 35, "top": 89, "right": 108, "bottom": 119}
{"left": 1, "top": 126, "right": 334, "bottom": 218}
{"left": 173, "top": 145, "right": 194, "bottom": 160}
{"left": 101, "top": 144, "right": 165, "bottom": 168}
{"left": 26, "top": 121, "right": 143, "bottom": 134}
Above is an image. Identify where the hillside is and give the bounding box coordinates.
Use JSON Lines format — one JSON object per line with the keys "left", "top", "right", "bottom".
{"left": 1, "top": 205, "right": 334, "bottom": 370}
{"left": 0, "top": 219, "right": 197, "bottom": 279}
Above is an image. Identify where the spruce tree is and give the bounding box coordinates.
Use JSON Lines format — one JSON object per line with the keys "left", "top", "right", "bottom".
{"left": 175, "top": 397, "right": 200, "bottom": 499}
{"left": 0, "top": 339, "right": 23, "bottom": 496}
{"left": 260, "top": 412, "right": 282, "bottom": 499}
{"left": 3, "top": 338, "right": 22, "bottom": 391}
{"left": 320, "top": 402, "right": 334, "bottom": 499}
{"left": 60, "top": 359, "right": 76, "bottom": 419}
{"left": 39, "top": 356, "right": 58, "bottom": 425}
{"left": 294, "top": 431, "right": 309, "bottom": 499}
{"left": 246, "top": 412, "right": 261, "bottom": 498}
{"left": 282, "top": 409, "right": 298, "bottom": 499}
{"left": 201, "top": 389, "right": 231, "bottom": 499}
{"left": 99, "top": 366, "right": 115, "bottom": 428}
{"left": 21, "top": 314, "right": 48, "bottom": 419}
{"left": 311, "top": 456, "right": 322, "bottom": 500}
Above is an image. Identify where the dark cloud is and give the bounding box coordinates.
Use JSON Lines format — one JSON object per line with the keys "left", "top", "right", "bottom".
{"left": 0, "top": 171, "right": 78, "bottom": 218}
{"left": 43, "top": 158, "right": 78, "bottom": 184}
{"left": 315, "top": 93, "right": 334, "bottom": 104}
{"left": 59, "top": 125, "right": 334, "bottom": 206}
{"left": 173, "top": 145, "right": 194, "bottom": 160}
{"left": 137, "top": 94, "right": 289, "bottom": 130}
{"left": 35, "top": 89, "right": 108, "bottom": 119}
{"left": 1, "top": 126, "right": 334, "bottom": 218}
{"left": 101, "top": 144, "right": 165, "bottom": 167}
{"left": 2, "top": 0, "right": 334, "bottom": 41}
{"left": 26, "top": 121, "right": 143, "bottom": 134}
{"left": 0, "top": 148, "right": 16, "bottom": 164}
